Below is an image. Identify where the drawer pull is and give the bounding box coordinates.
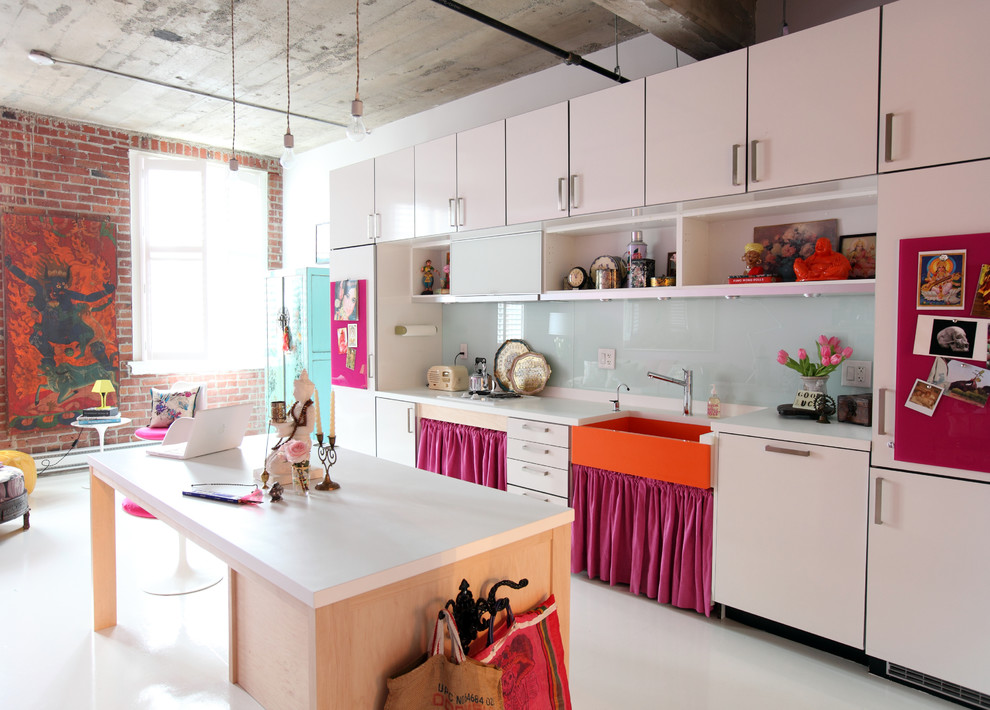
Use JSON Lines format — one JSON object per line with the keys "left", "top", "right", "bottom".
{"left": 521, "top": 444, "right": 550, "bottom": 455}
{"left": 874, "top": 476, "right": 884, "bottom": 525}
{"left": 521, "top": 423, "right": 550, "bottom": 433}
{"left": 521, "top": 465, "right": 551, "bottom": 476}
{"left": 764, "top": 444, "right": 810, "bottom": 457}
{"left": 522, "top": 491, "right": 551, "bottom": 503}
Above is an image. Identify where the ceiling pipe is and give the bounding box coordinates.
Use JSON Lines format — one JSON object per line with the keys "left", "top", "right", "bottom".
{"left": 428, "top": 0, "right": 629, "bottom": 84}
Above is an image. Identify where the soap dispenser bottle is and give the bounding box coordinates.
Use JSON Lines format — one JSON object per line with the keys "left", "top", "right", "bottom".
{"left": 707, "top": 384, "right": 721, "bottom": 419}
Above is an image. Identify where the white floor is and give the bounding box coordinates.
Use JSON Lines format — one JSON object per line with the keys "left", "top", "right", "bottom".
{"left": 1, "top": 470, "right": 959, "bottom": 710}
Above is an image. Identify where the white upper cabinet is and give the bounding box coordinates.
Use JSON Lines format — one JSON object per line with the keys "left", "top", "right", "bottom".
{"left": 879, "top": 0, "right": 990, "bottom": 172}
{"left": 456, "top": 120, "right": 506, "bottom": 232}
{"left": 415, "top": 135, "right": 457, "bottom": 238}
{"left": 568, "top": 78, "right": 645, "bottom": 215}
{"left": 374, "top": 147, "right": 415, "bottom": 242}
{"left": 506, "top": 102, "right": 569, "bottom": 224}
{"left": 328, "top": 159, "right": 375, "bottom": 249}
{"left": 646, "top": 50, "right": 747, "bottom": 205}
{"left": 748, "top": 9, "right": 879, "bottom": 191}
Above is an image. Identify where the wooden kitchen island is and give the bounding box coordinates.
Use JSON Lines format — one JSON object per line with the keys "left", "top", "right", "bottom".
{"left": 88, "top": 435, "right": 573, "bottom": 709}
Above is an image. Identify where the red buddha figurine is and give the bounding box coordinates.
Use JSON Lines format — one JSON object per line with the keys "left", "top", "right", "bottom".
{"left": 793, "top": 237, "right": 851, "bottom": 281}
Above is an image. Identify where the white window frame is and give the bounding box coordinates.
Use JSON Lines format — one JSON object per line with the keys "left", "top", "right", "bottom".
{"left": 129, "top": 150, "right": 268, "bottom": 373}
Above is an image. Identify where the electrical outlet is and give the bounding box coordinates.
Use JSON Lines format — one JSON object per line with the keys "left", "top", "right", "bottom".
{"left": 841, "top": 360, "right": 872, "bottom": 387}
{"left": 458, "top": 343, "right": 468, "bottom": 362}
{"left": 598, "top": 348, "right": 616, "bottom": 370}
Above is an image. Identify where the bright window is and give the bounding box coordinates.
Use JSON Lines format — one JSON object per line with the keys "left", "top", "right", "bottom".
{"left": 130, "top": 151, "right": 268, "bottom": 371}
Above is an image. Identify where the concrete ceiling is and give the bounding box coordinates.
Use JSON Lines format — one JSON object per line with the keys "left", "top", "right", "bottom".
{"left": 0, "top": 1, "right": 754, "bottom": 158}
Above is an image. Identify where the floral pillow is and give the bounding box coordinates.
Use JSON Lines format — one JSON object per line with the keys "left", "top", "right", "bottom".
{"left": 149, "top": 387, "right": 200, "bottom": 428}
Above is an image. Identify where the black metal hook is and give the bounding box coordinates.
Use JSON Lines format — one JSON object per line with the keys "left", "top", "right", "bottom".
{"left": 444, "top": 577, "right": 528, "bottom": 652}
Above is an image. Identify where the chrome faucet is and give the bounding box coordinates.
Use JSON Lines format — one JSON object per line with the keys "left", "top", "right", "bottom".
{"left": 647, "top": 369, "right": 693, "bottom": 416}
{"left": 610, "top": 383, "right": 630, "bottom": 412}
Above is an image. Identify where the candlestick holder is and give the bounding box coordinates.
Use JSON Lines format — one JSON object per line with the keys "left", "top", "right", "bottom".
{"left": 314, "top": 432, "right": 340, "bottom": 491}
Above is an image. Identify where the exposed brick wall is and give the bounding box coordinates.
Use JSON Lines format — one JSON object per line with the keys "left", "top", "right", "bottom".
{"left": 0, "top": 107, "right": 283, "bottom": 455}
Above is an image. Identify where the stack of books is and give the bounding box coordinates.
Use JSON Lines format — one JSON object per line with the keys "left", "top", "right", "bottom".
{"left": 76, "top": 407, "right": 121, "bottom": 424}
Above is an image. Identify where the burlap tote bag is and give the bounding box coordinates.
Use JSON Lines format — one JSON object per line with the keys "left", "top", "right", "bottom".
{"left": 385, "top": 609, "right": 505, "bottom": 710}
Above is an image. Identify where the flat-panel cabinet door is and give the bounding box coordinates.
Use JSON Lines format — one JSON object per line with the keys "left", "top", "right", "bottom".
{"left": 646, "top": 49, "right": 747, "bottom": 204}
{"left": 748, "top": 9, "right": 879, "bottom": 190}
{"left": 415, "top": 135, "right": 457, "bottom": 238}
{"left": 714, "top": 433, "right": 868, "bottom": 648}
{"left": 375, "top": 397, "right": 417, "bottom": 467}
{"left": 328, "top": 159, "right": 375, "bottom": 249}
{"left": 375, "top": 147, "right": 414, "bottom": 242}
{"left": 506, "top": 102, "right": 569, "bottom": 224}
{"left": 457, "top": 120, "right": 505, "bottom": 231}
{"left": 568, "top": 78, "right": 645, "bottom": 215}
{"left": 450, "top": 231, "right": 541, "bottom": 296}
{"left": 879, "top": 0, "right": 990, "bottom": 172}
{"left": 866, "top": 468, "right": 990, "bottom": 695}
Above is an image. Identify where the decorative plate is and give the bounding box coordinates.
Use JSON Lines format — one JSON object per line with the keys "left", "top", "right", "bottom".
{"left": 508, "top": 352, "right": 551, "bottom": 395}
{"left": 590, "top": 254, "right": 627, "bottom": 282}
{"left": 494, "top": 339, "right": 531, "bottom": 392}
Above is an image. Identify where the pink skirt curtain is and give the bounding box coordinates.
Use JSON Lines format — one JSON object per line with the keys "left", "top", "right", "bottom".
{"left": 416, "top": 418, "right": 507, "bottom": 490}
{"left": 571, "top": 464, "right": 713, "bottom": 616}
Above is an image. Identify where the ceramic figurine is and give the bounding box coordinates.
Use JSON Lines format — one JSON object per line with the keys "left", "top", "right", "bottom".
{"left": 266, "top": 369, "right": 316, "bottom": 478}
{"left": 793, "top": 237, "right": 851, "bottom": 281}
{"left": 421, "top": 259, "right": 436, "bottom": 295}
{"left": 741, "top": 242, "right": 765, "bottom": 276}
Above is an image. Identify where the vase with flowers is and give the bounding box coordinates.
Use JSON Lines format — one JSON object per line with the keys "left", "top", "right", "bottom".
{"left": 776, "top": 335, "right": 853, "bottom": 396}
{"left": 280, "top": 438, "right": 312, "bottom": 494}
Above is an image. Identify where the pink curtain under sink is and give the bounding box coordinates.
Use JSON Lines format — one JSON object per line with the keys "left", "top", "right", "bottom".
{"left": 416, "top": 418, "right": 507, "bottom": 490}
{"left": 571, "top": 464, "right": 713, "bottom": 616}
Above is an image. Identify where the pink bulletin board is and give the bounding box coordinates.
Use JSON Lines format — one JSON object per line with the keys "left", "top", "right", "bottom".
{"left": 896, "top": 234, "right": 990, "bottom": 474}
{"left": 330, "top": 279, "right": 367, "bottom": 389}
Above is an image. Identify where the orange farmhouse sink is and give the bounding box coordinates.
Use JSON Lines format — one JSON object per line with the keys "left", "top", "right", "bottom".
{"left": 571, "top": 417, "right": 713, "bottom": 489}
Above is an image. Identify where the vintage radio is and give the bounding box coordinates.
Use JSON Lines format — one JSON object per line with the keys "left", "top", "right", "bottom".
{"left": 427, "top": 365, "right": 469, "bottom": 392}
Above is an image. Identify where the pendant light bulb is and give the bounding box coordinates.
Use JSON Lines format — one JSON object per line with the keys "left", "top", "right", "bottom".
{"left": 280, "top": 132, "right": 295, "bottom": 168}
{"left": 346, "top": 99, "right": 367, "bottom": 142}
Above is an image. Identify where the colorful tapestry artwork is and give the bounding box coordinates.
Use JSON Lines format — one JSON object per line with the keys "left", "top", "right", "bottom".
{"left": 2, "top": 214, "right": 119, "bottom": 430}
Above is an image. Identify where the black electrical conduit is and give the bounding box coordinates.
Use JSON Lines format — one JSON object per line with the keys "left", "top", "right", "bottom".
{"left": 428, "top": 0, "right": 629, "bottom": 84}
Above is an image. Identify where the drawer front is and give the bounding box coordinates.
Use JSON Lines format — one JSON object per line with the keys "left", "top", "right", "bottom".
{"left": 506, "top": 458, "right": 569, "bottom": 498}
{"left": 507, "top": 438, "right": 570, "bottom": 469}
{"left": 507, "top": 418, "right": 569, "bottom": 448}
{"left": 506, "top": 484, "right": 569, "bottom": 507}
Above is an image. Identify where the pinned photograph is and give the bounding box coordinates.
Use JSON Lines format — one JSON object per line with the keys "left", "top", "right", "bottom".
{"left": 347, "top": 322, "right": 358, "bottom": 348}
{"left": 334, "top": 279, "right": 359, "bottom": 321}
{"left": 905, "top": 379, "right": 944, "bottom": 416}
{"left": 337, "top": 327, "right": 348, "bottom": 355}
{"left": 971, "top": 264, "right": 990, "bottom": 318}
{"left": 345, "top": 347, "right": 356, "bottom": 371}
{"left": 917, "top": 251, "right": 965, "bottom": 309}
{"left": 942, "top": 360, "right": 990, "bottom": 408}
{"left": 914, "top": 315, "right": 987, "bottom": 362}
{"left": 927, "top": 357, "right": 950, "bottom": 388}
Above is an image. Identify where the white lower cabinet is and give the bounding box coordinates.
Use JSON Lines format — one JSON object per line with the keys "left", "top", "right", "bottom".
{"left": 714, "top": 433, "right": 869, "bottom": 648}
{"left": 866, "top": 468, "right": 990, "bottom": 696}
{"left": 505, "top": 418, "right": 569, "bottom": 505}
{"left": 375, "top": 397, "right": 416, "bottom": 467}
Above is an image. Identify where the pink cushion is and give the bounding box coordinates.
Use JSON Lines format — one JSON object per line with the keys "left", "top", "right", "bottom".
{"left": 134, "top": 426, "right": 169, "bottom": 441}
{"left": 121, "top": 498, "right": 156, "bottom": 518}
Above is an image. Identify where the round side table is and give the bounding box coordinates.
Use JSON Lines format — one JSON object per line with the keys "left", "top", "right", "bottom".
{"left": 71, "top": 417, "right": 132, "bottom": 452}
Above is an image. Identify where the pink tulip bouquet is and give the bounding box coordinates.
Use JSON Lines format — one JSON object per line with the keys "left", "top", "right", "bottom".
{"left": 777, "top": 335, "right": 853, "bottom": 377}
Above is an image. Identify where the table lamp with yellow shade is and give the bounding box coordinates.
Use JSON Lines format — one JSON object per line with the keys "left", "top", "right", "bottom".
{"left": 92, "top": 379, "right": 115, "bottom": 409}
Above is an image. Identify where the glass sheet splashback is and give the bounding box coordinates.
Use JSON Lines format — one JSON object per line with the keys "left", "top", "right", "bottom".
{"left": 442, "top": 295, "right": 875, "bottom": 408}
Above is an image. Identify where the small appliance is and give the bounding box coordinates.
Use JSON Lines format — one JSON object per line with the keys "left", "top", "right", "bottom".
{"left": 469, "top": 357, "right": 495, "bottom": 394}
{"left": 427, "top": 365, "right": 469, "bottom": 392}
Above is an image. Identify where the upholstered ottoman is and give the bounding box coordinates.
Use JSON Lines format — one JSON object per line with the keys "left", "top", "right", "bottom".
{"left": 0, "top": 465, "right": 30, "bottom": 529}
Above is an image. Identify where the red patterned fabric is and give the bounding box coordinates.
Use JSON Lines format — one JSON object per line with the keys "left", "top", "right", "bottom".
{"left": 570, "top": 464, "right": 714, "bottom": 616}
{"left": 416, "top": 418, "right": 507, "bottom": 490}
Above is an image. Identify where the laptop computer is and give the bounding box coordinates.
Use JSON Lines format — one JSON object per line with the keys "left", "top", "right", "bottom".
{"left": 146, "top": 404, "right": 253, "bottom": 460}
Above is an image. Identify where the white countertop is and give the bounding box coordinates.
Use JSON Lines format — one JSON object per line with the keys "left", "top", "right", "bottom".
{"left": 87, "top": 435, "right": 573, "bottom": 609}
{"left": 710, "top": 408, "right": 872, "bottom": 451}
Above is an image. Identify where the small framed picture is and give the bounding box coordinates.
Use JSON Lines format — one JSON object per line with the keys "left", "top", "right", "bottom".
{"left": 347, "top": 322, "right": 358, "bottom": 348}
{"left": 315, "top": 222, "right": 331, "bottom": 264}
{"left": 839, "top": 234, "right": 876, "bottom": 279}
{"left": 905, "top": 378, "right": 943, "bottom": 416}
{"left": 752, "top": 218, "right": 838, "bottom": 282}
{"left": 666, "top": 252, "right": 677, "bottom": 278}
{"left": 918, "top": 250, "right": 965, "bottom": 309}
{"left": 971, "top": 263, "right": 990, "bottom": 318}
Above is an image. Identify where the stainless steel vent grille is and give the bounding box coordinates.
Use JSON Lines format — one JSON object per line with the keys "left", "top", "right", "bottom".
{"left": 32, "top": 440, "right": 155, "bottom": 475}
{"left": 888, "top": 663, "right": 990, "bottom": 709}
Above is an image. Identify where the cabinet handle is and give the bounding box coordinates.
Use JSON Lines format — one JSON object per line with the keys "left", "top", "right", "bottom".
{"left": 569, "top": 174, "right": 579, "bottom": 209}
{"left": 448, "top": 198, "right": 457, "bottom": 227}
{"left": 367, "top": 214, "right": 375, "bottom": 241}
{"left": 375, "top": 212, "right": 382, "bottom": 238}
{"left": 731, "top": 144, "right": 743, "bottom": 186}
{"left": 406, "top": 407, "right": 414, "bottom": 434}
{"left": 521, "top": 423, "right": 550, "bottom": 433}
{"left": 884, "top": 113, "right": 895, "bottom": 163}
{"left": 368, "top": 352, "right": 374, "bottom": 379}
{"left": 557, "top": 177, "right": 567, "bottom": 212}
{"left": 521, "top": 444, "right": 550, "bottom": 455}
{"left": 521, "top": 465, "right": 551, "bottom": 476}
{"left": 874, "top": 476, "right": 885, "bottom": 525}
{"left": 457, "top": 197, "right": 465, "bottom": 226}
{"left": 764, "top": 444, "right": 810, "bottom": 457}
{"left": 750, "top": 140, "right": 760, "bottom": 183}
{"left": 877, "top": 387, "right": 892, "bottom": 436}
{"left": 521, "top": 490, "right": 552, "bottom": 503}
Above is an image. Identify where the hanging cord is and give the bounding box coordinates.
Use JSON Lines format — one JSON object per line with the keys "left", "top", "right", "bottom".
{"left": 285, "top": 0, "right": 291, "bottom": 133}
{"left": 354, "top": 0, "right": 360, "bottom": 101}
{"left": 613, "top": 14, "right": 621, "bottom": 78}
{"left": 38, "top": 430, "right": 83, "bottom": 474}
{"left": 230, "top": 0, "right": 236, "bottom": 157}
